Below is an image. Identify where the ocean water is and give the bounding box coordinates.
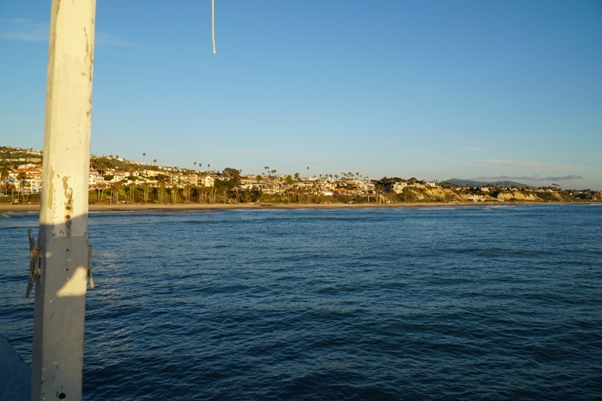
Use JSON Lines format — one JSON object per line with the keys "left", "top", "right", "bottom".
{"left": 1, "top": 205, "right": 601, "bottom": 400}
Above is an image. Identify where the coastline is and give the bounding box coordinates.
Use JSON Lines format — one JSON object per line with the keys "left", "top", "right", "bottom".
{"left": 0, "top": 201, "right": 598, "bottom": 213}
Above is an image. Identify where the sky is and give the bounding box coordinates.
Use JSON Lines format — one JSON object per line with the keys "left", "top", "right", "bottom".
{"left": 1, "top": 0, "right": 601, "bottom": 189}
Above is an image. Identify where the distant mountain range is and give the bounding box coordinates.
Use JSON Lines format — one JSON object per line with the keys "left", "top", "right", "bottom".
{"left": 442, "top": 178, "right": 534, "bottom": 189}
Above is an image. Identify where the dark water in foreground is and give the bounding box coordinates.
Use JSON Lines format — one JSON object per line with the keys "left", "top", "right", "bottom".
{"left": 1, "top": 205, "right": 602, "bottom": 400}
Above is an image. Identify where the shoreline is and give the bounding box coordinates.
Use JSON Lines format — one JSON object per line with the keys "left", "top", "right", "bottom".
{"left": 0, "top": 201, "right": 598, "bottom": 212}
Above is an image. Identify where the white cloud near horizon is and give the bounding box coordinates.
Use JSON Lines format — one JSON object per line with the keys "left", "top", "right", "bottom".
{"left": 465, "top": 159, "right": 600, "bottom": 172}
{"left": 472, "top": 174, "right": 583, "bottom": 182}
{"left": 223, "top": 149, "right": 267, "bottom": 154}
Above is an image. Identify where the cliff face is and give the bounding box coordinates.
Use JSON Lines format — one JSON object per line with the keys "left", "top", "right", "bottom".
{"left": 396, "top": 186, "right": 590, "bottom": 203}
{"left": 496, "top": 191, "right": 539, "bottom": 201}
{"left": 400, "top": 186, "right": 467, "bottom": 202}
{"left": 422, "top": 186, "right": 465, "bottom": 202}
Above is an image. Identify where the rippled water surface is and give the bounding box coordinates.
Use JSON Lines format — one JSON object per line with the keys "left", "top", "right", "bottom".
{"left": 1, "top": 205, "right": 601, "bottom": 400}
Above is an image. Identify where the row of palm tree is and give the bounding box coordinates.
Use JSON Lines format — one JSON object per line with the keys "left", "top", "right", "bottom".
{"left": 91, "top": 182, "right": 220, "bottom": 204}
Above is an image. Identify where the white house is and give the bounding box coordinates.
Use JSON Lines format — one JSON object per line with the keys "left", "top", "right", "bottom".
{"left": 392, "top": 181, "right": 407, "bottom": 194}
{"left": 199, "top": 175, "right": 215, "bottom": 187}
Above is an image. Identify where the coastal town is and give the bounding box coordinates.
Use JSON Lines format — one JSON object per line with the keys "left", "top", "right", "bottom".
{"left": 2, "top": 145, "right": 600, "bottom": 205}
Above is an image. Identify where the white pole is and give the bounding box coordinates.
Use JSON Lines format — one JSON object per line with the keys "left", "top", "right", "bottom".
{"left": 31, "top": 0, "right": 96, "bottom": 400}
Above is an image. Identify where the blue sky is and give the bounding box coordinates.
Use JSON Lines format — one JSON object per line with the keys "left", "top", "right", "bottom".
{"left": 1, "top": 1, "right": 601, "bottom": 189}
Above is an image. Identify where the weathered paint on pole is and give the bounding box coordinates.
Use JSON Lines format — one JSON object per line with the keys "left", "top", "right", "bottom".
{"left": 31, "top": 0, "right": 96, "bottom": 400}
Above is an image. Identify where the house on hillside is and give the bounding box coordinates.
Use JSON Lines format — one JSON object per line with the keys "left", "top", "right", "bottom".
{"left": 466, "top": 194, "right": 485, "bottom": 201}
{"left": 392, "top": 181, "right": 407, "bottom": 194}
{"left": 199, "top": 175, "right": 215, "bottom": 187}
{"left": 19, "top": 168, "right": 43, "bottom": 194}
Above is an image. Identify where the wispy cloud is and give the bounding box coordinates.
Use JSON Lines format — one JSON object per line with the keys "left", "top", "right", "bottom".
{"left": 465, "top": 159, "right": 599, "bottom": 172}
{"left": 0, "top": 116, "right": 13, "bottom": 121}
{"left": 444, "top": 133, "right": 459, "bottom": 142}
{"left": 0, "top": 19, "right": 47, "bottom": 42}
{"left": 96, "top": 32, "right": 131, "bottom": 47}
{"left": 398, "top": 150, "right": 431, "bottom": 154}
{"left": 400, "top": 85, "right": 443, "bottom": 95}
{"left": 445, "top": 133, "right": 482, "bottom": 146}
{"left": 223, "top": 149, "right": 267, "bottom": 154}
{"left": 583, "top": 151, "right": 602, "bottom": 161}
{"left": 153, "top": 148, "right": 181, "bottom": 153}
{"left": 473, "top": 174, "right": 583, "bottom": 182}
{"left": 0, "top": 19, "right": 130, "bottom": 46}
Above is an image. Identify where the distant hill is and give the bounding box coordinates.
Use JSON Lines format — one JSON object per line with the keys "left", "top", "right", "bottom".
{"left": 442, "top": 178, "right": 534, "bottom": 189}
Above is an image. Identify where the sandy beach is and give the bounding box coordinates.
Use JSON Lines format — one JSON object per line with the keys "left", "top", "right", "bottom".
{"left": 0, "top": 202, "right": 448, "bottom": 212}
{"left": 0, "top": 201, "right": 592, "bottom": 213}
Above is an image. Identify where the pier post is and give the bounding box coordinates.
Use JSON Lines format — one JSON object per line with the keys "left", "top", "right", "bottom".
{"left": 31, "top": 0, "right": 96, "bottom": 400}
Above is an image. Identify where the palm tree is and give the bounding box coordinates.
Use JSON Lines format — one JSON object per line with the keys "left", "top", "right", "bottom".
{"left": 306, "top": 166, "right": 309, "bottom": 178}
{"left": 128, "top": 182, "right": 136, "bottom": 203}
{"left": 8, "top": 184, "right": 16, "bottom": 204}
{"left": 178, "top": 186, "right": 187, "bottom": 203}
{"left": 159, "top": 182, "right": 165, "bottom": 204}
{"left": 191, "top": 186, "right": 200, "bottom": 203}
{"left": 111, "top": 182, "right": 123, "bottom": 204}
{"left": 96, "top": 183, "right": 105, "bottom": 203}
{"left": 143, "top": 153, "right": 146, "bottom": 163}
{"left": 141, "top": 182, "right": 150, "bottom": 203}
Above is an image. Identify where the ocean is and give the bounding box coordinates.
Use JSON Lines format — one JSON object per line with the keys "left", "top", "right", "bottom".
{"left": 1, "top": 205, "right": 601, "bottom": 400}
